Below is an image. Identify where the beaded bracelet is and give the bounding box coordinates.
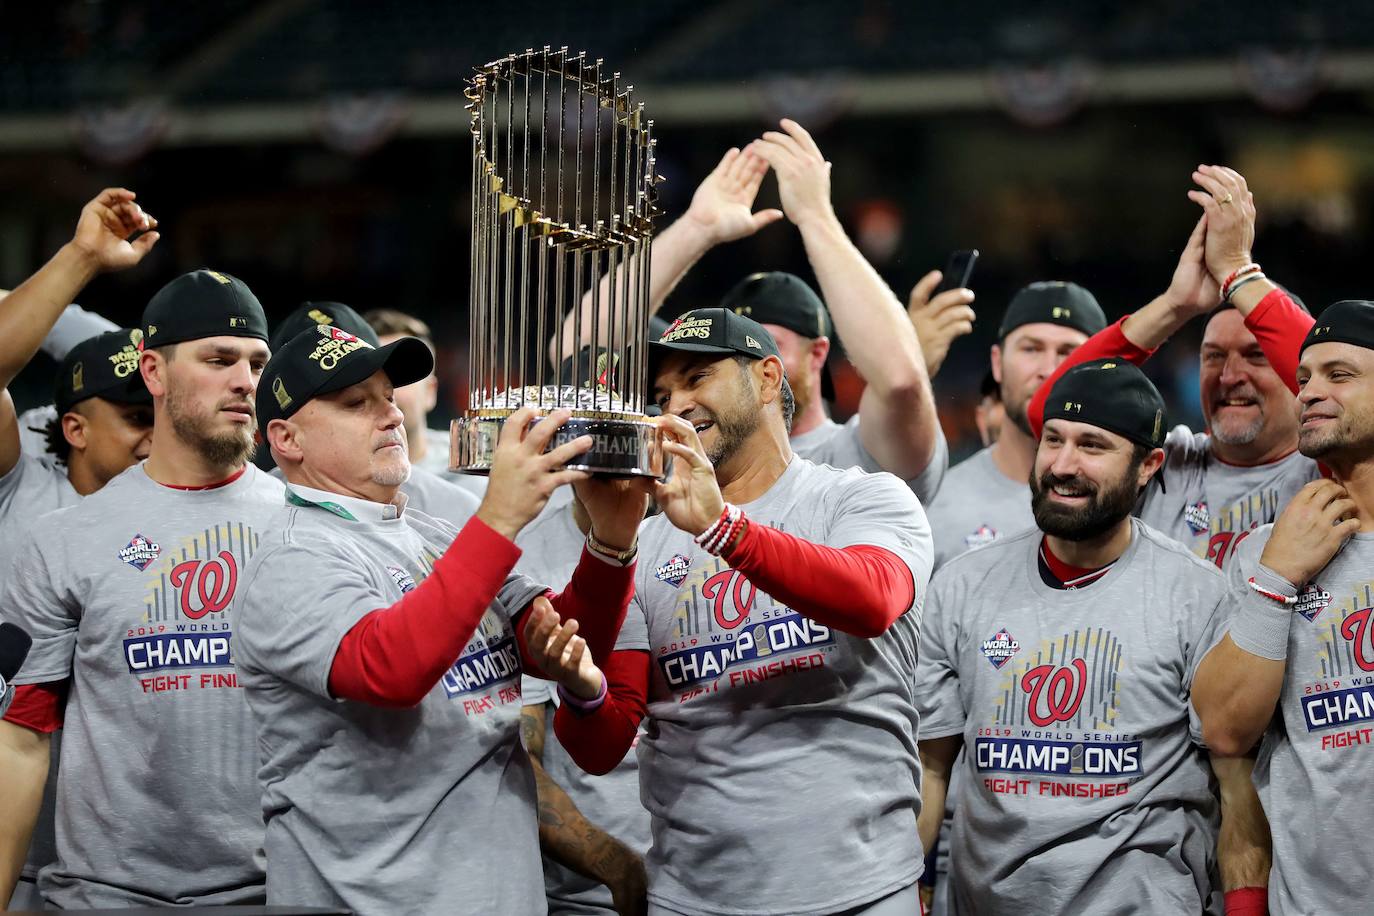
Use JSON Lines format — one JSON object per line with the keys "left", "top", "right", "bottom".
{"left": 1248, "top": 575, "right": 1297, "bottom": 606}
{"left": 695, "top": 503, "right": 744, "bottom": 556}
{"left": 1225, "top": 272, "right": 1268, "bottom": 303}
{"left": 1220, "top": 263, "right": 1262, "bottom": 301}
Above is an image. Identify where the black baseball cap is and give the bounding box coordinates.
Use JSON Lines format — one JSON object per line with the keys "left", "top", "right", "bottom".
{"left": 1301, "top": 300, "right": 1374, "bottom": 355}
{"left": 271, "top": 301, "right": 380, "bottom": 353}
{"left": 1043, "top": 358, "right": 1166, "bottom": 448}
{"left": 142, "top": 269, "right": 269, "bottom": 348}
{"left": 55, "top": 328, "right": 153, "bottom": 415}
{"left": 257, "top": 325, "right": 433, "bottom": 440}
{"left": 721, "top": 272, "right": 832, "bottom": 340}
{"left": 650, "top": 307, "right": 781, "bottom": 364}
{"left": 998, "top": 281, "right": 1107, "bottom": 341}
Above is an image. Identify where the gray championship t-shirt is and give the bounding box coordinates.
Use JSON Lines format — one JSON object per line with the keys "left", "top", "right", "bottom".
{"left": 916, "top": 521, "right": 1226, "bottom": 915}
{"left": 923, "top": 445, "right": 1034, "bottom": 572}
{"left": 0, "top": 463, "right": 284, "bottom": 908}
{"left": 516, "top": 502, "right": 652, "bottom": 915}
{"left": 790, "top": 414, "right": 948, "bottom": 506}
{"left": 0, "top": 453, "right": 78, "bottom": 891}
{"left": 1138, "top": 425, "right": 1319, "bottom": 568}
{"left": 614, "top": 456, "right": 932, "bottom": 915}
{"left": 234, "top": 485, "right": 547, "bottom": 915}
{"left": 1224, "top": 527, "right": 1374, "bottom": 915}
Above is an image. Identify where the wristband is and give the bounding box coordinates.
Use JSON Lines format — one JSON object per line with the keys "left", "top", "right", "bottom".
{"left": 1231, "top": 564, "right": 1298, "bottom": 660}
{"left": 1223, "top": 886, "right": 1267, "bottom": 916}
{"left": 558, "top": 671, "right": 608, "bottom": 715}
{"left": 586, "top": 529, "right": 637, "bottom": 565}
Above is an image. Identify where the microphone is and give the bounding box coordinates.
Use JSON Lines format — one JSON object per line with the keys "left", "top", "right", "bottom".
{"left": 0, "top": 622, "right": 33, "bottom": 719}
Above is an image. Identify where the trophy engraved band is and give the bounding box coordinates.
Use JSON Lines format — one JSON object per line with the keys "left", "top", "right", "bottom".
{"left": 452, "top": 47, "right": 662, "bottom": 477}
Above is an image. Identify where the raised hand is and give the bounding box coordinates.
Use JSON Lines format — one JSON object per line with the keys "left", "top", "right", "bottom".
{"left": 683, "top": 147, "right": 784, "bottom": 246}
{"left": 522, "top": 596, "right": 603, "bottom": 700}
{"left": 651, "top": 414, "right": 726, "bottom": 536}
{"left": 1164, "top": 213, "right": 1221, "bottom": 316}
{"left": 70, "top": 188, "right": 160, "bottom": 272}
{"left": 477, "top": 407, "right": 593, "bottom": 540}
{"left": 907, "top": 270, "right": 976, "bottom": 378}
{"left": 750, "top": 118, "right": 836, "bottom": 230}
{"left": 1187, "top": 165, "right": 1257, "bottom": 283}
{"left": 1259, "top": 479, "right": 1360, "bottom": 585}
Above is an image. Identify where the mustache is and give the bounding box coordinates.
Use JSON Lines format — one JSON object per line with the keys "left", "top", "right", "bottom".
{"left": 373, "top": 432, "right": 406, "bottom": 450}
{"left": 1036, "top": 472, "right": 1097, "bottom": 497}
{"left": 220, "top": 399, "right": 255, "bottom": 417}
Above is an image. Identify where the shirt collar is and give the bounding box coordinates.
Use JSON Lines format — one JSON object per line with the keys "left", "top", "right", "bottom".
{"left": 285, "top": 483, "right": 408, "bottom": 523}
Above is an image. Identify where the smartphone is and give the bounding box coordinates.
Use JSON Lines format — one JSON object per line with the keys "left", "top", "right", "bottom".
{"left": 935, "top": 249, "right": 979, "bottom": 294}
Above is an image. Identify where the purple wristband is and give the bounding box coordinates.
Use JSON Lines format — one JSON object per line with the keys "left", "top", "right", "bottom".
{"left": 557, "top": 672, "right": 608, "bottom": 714}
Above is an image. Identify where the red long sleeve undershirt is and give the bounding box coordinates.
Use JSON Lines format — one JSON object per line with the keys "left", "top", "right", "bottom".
{"left": 555, "top": 520, "right": 916, "bottom": 773}
{"left": 328, "top": 516, "right": 635, "bottom": 708}
{"left": 1244, "top": 287, "right": 1314, "bottom": 395}
{"left": 1028, "top": 316, "right": 1154, "bottom": 439}
{"left": 2, "top": 682, "right": 67, "bottom": 733}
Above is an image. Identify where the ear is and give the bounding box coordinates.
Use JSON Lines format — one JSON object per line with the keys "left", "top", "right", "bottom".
{"left": 810, "top": 336, "right": 831, "bottom": 374}
{"left": 422, "top": 374, "right": 439, "bottom": 413}
{"left": 61, "top": 410, "right": 87, "bottom": 452}
{"left": 1138, "top": 447, "right": 1166, "bottom": 488}
{"left": 140, "top": 350, "right": 168, "bottom": 398}
{"left": 267, "top": 418, "right": 305, "bottom": 465}
{"left": 990, "top": 343, "right": 1004, "bottom": 384}
{"left": 756, "top": 355, "right": 785, "bottom": 406}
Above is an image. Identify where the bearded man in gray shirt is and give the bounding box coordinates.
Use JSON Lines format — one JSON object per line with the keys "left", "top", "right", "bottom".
{"left": 1193, "top": 298, "right": 1374, "bottom": 916}
{"left": 917, "top": 359, "right": 1231, "bottom": 915}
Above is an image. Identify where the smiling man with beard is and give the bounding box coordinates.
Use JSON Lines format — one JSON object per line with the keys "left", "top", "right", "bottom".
{"left": 916, "top": 358, "right": 1232, "bottom": 916}
{"left": 1192, "top": 299, "right": 1374, "bottom": 916}
{"left": 553, "top": 308, "right": 933, "bottom": 916}
{"left": 0, "top": 269, "right": 284, "bottom": 908}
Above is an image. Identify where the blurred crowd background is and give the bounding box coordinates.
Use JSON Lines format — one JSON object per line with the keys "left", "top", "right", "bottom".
{"left": 5, "top": 0, "right": 1374, "bottom": 461}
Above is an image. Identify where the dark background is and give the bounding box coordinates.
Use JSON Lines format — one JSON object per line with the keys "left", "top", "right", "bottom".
{"left": 4, "top": 0, "right": 1372, "bottom": 460}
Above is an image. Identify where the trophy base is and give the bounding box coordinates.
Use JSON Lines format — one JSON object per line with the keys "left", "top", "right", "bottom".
{"left": 451, "top": 410, "right": 662, "bottom": 478}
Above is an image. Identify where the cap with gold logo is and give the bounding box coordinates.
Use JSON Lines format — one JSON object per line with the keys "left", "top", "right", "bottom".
{"left": 141, "top": 269, "right": 269, "bottom": 348}
{"left": 650, "top": 307, "right": 781, "bottom": 377}
{"left": 270, "top": 301, "right": 380, "bottom": 353}
{"left": 998, "top": 281, "right": 1107, "bottom": 341}
{"left": 55, "top": 328, "right": 152, "bottom": 414}
{"left": 256, "top": 325, "right": 433, "bottom": 440}
{"left": 1042, "top": 357, "right": 1166, "bottom": 448}
{"left": 1301, "top": 300, "right": 1374, "bottom": 356}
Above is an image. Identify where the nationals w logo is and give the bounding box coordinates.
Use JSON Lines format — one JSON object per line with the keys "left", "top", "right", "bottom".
{"left": 1341, "top": 607, "right": 1374, "bottom": 672}
{"left": 169, "top": 551, "right": 239, "bottom": 620}
{"left": 1021, "top": 659, "right": 1088, "bottom": 727}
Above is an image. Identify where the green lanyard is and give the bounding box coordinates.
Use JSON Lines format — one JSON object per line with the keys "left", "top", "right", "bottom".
{"left": 285, "top": 488, "right": 359, "bottom": 522}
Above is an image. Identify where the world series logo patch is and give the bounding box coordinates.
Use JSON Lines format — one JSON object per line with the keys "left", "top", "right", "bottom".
{"left": 655, "top": 554, "right": 691, "bottom": 588}
{"left": 118, "top": 534, "right": 161, "bottom": 571}
{"left": 965, "top": 525, "right": 998, "bottom": 549}
{"left": 1295, "top": 583, "right": 1332, "bottom": 623}
{"left": 981, "top": 628, "right": 1021, "bottom": 669}
{"left": 1185, "top": 501, "right": 1210, "bottom": 535}
{"left": 387, "top": 566, "right": 417, "bottom": 593}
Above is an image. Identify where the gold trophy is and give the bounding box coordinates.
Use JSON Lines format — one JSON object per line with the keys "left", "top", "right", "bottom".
{"left": 452, "top": 47, "right": 662, "bottom": 477}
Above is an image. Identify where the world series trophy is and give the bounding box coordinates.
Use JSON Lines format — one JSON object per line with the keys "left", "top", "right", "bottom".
{"left": 452, "top": 47, "right": 663, "bottom": 477}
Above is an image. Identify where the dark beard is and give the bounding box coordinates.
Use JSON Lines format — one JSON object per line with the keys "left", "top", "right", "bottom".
{"left": 166, "top": 383, "right": 255, "bottom": 468}
{"left": 705, "top": 367, "right": 762, "bottom": 467}
{"left": 1030, "top": 462, "right": 1142, "bottom": 542}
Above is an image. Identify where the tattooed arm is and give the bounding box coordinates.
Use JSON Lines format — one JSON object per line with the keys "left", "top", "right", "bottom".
{"left": 522, "top": 702, "right": 648, "bottom": 916}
